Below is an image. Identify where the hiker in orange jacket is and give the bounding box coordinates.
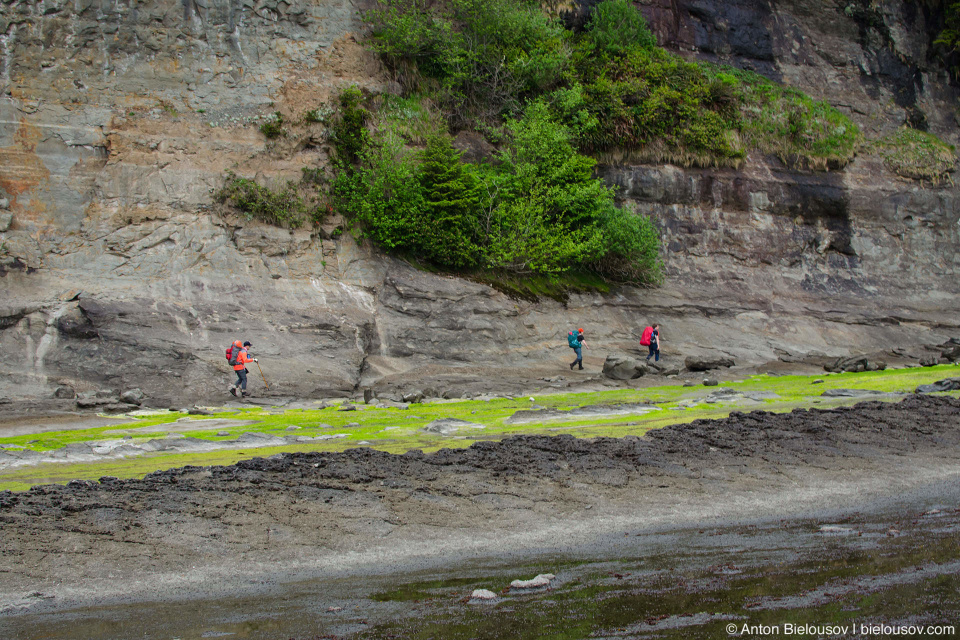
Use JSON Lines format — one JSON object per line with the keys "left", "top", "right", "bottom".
{"left": 230, "top": 340, "right": 258, "bottom": 397}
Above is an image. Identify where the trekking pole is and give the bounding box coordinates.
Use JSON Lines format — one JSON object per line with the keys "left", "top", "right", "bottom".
{"left": 255, "top": 361, "right": 269, "bottom": 389}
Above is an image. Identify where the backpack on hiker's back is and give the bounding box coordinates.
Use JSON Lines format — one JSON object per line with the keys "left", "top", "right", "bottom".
{"left": 226, "top": 340, "right": 242, "bottom": 366}
{"left": 568, "top": 329, "right": 582, "bottom": 348}
{"left": 639, "top": 326, "right": 654, "bottom": 346}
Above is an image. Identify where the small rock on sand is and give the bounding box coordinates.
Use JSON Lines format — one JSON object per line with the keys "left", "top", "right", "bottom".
{"left": 510, "top": 573, "right": 555, "bottom": 589}
{"left": 819, "top": 525, "right": 857, "bottom": 535}
{"left": 421, "top": 418, "right": 486, "bottom": 435}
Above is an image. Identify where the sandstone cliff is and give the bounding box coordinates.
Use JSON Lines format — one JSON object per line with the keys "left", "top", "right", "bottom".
{"left": 0, "top": 0, "right": 957, "bottom": 405}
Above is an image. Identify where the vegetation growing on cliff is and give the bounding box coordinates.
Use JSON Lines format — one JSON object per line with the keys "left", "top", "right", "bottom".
{"left": 367, "top": 0, "right": 859, "bottom": 168}
{"left": 332, "top": 93, "right": 662, "bottom": 283}
{"left": 322, "top": 0, "right": 874, "bottom": 283}
{"left": 215, "top": 172, "right": 315, "bottom": 229}
{"left": 259, "top": 112, "right": 286, "bottom": 139}
{"left": 870, "top": 126, "right": 957, "bottom": 183}
{"left": 929, "top": 0, "right": 960, "bottom": 63}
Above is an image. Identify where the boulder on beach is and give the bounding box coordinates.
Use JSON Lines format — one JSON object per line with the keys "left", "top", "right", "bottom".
{"left": 402, "top": 391, "right": 425, "bottom": 404}
{"left": 916, "top": 378, "right": 960, "bottom": 394}
{"left": 120, "top": 389, "right": 145, "bottom": 405}
{"left": 685, "top": 356, "right": 734, "bottom": 372}
{"left": 936, "top": 338, "right": 960, "bottom": 362}
{"left": 76, "top": 394, "right": 118, "bottom": 408}
{"left": 602, "top": 354, "right": 647, "bottom": 380}
{"left": 824, "top": 355, "right": 886, "bottom": 373}
{"left": 54, "top": 386, "right": 76, "bottom": 399}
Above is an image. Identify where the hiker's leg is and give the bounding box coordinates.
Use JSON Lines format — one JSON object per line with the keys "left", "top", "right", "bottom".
{"left": 237, "top": 369, "right": 248, "bottom": 390}
{"left": 654, "top": 348, "right": 660, "bottom": 362}
{"left": 575, "top": 346, "right": 582, "bottom": 366}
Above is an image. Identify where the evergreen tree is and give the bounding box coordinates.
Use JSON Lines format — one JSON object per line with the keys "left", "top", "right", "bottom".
{"left": 417, "top": 135, "right": 484, "bottom": 268}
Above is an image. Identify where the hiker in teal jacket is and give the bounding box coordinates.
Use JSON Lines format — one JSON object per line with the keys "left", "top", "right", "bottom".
{"left": 568, "top": 328, "right": 585, "bottom": 370}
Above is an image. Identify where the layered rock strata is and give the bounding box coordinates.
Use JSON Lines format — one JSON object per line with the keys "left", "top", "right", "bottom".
{"left": 0, "top": 0, "right": 957, "bottom": 405}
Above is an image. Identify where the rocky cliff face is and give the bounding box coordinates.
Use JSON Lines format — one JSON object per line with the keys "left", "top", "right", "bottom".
{"left": 0, "top": 0, "right": 957, "bottom": 406}
{"left": 640, "top": 0, "right": 955, "bottom": 137}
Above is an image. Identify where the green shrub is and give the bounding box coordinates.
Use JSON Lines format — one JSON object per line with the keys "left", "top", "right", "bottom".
{"left": 484, "top": 102, "right": 608, "bottom": 274}
{"left": 369, "top": 0, "right": 571, "bottom": 124}
{"left": 216, "top": 172, "right": 309, "bottom": 228}
{"left": 330, "top": 87, "right": 370, "bottom": 164}
{"left": 332, "top": 93, "right": 447, "bottom": 254}
{"left": 304, "top": 105, "right": 334, "bottom": 124}
{"left": 583, "top": 0, "right": 656, "bottom": 58}
{"left": 574, "top": 48, "right": 744, "bottom": 163}
{"left": 591, "top": 205, "right": 662, "bottom": 285}
{"left": 333, "top": 119, "right": 426, "bottom": 251}
{"left": 259, "top": 112, "right": 286, "bottom": 139}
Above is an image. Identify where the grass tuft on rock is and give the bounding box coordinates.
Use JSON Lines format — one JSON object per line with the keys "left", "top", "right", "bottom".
{"left": 869, "top": 126, "right": 956, "bottom": 183}
{"left": 215, "top": 171, "right": 313, "bottom": 229}
{"left": 259, "top": 111, "right": 286, "bottom": 138}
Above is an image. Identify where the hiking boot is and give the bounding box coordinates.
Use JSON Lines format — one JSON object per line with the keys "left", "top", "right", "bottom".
{"left": 578, "top": 365, "right": 584, "bottom": 370}
{"left": 229, "top": 386, "right": 237, "bottom": 397}
{"left": 570, "top": 361, "right": 576, "bottom": 370}
{"left": 241, "top": 391, "right": 250, "bottom": 397}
